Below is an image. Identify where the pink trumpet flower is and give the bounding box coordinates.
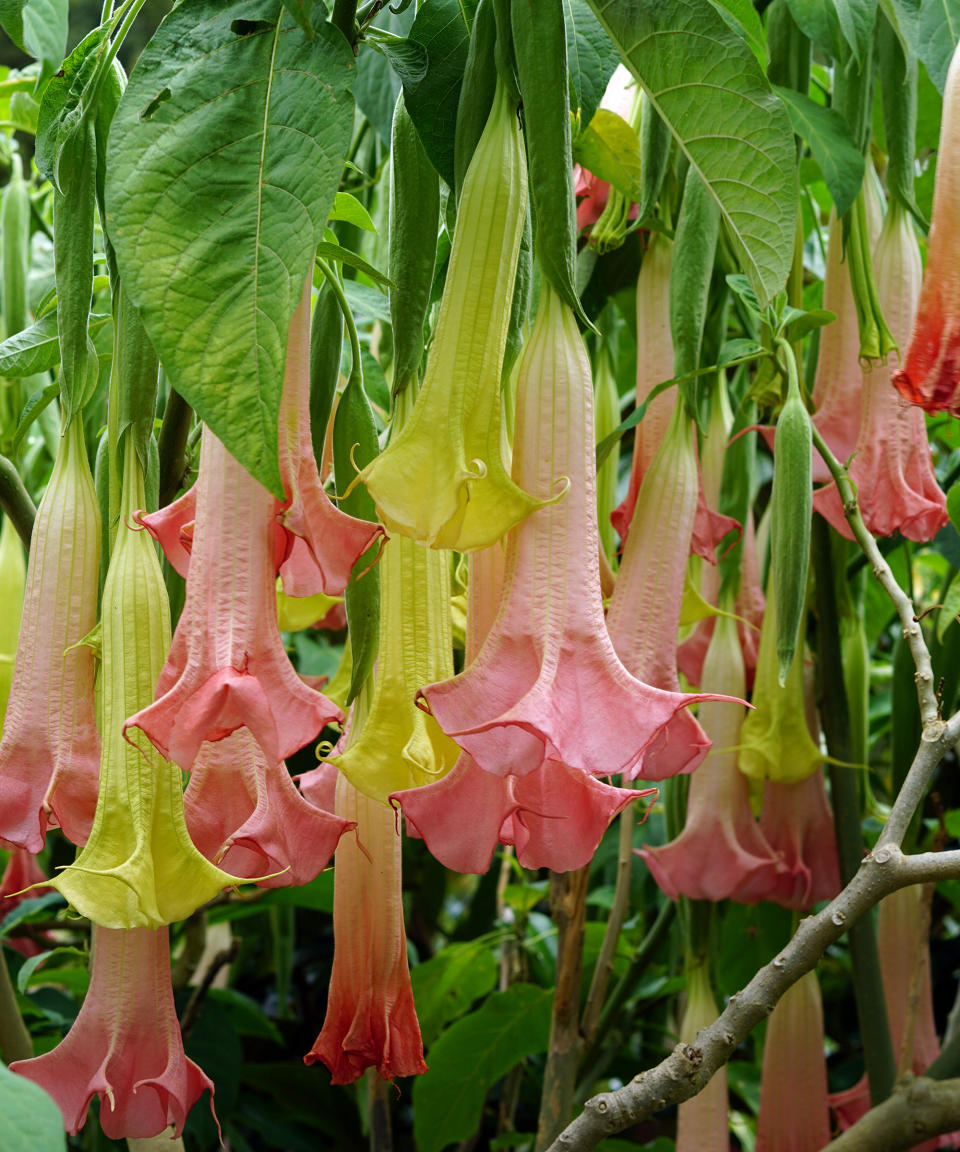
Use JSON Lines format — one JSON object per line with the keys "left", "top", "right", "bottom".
{"left": 422, "top": 283, "right": 726, "bottom": 783}
{"left": 183, "top": 728, "right": 353, "bottom": 887}
{"left": 641, "top": 614, "right": 783, "bottom": 903}
{"left": 12, "top": 926, "right": 215, "bottom": 1139}
{"left": 0, "top": 418, "right": 100, "bottom": 851}
{"left": 814, "top": 203, "right": 947, "bottom": 542}
{"left": 606, "top": 405, "right": 714, "bottom": 778}
{"left": 755, "top": 970, "right": 831, "bottom": 1152}
{"left": 759, "top": 770, "right": 841, "bottom": 910}
{"left": 0, "top": 847, "right": 51, "bottom": 957}
{"left": 126, "top": 425, "right": 342, "bottom": 771}
{"left": 893, "top": 45, "right": 960, "bottom": 413}
{"left": 305, "top": 773, "right": 426, "bottom": 1084}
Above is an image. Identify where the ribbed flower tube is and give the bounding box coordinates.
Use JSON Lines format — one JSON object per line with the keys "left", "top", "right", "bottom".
{"left": 305, "top": 772, "right": 426, "bottom": 1084}
{"left": 12, "top": 926, "right": 214, "bottom": 1139}
{"left": 0, "top": 512, "right": 25, "bottom": 728}
{"left": 423, "top": 283, "right": 728, "bottom": 782}
{"left": 0, "top": 417, "right": 100, "bottom": 851}
{"left": 360, "top": 78, "right": 544, "bottom": 551}
{"left": 815, "top": 203, "right": 947, "bottom": 542}
{"left": 127, "top": 425, "right": 342, "bottom": 771}
{"left": 606, "top": 404, "right": 713, "bottom": 779}
{"left": 52, "top": 439, "right": 241, "bottom": 928}
{"left": 675, "top": 961, "right": 729, "bottom": 1152}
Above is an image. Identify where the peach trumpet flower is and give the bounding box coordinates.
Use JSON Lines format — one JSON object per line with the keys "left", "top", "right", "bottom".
{"left": 758, "top": 770, "right": 841, "bottom": 910}
{"left": 675, "top": 960, "right": 730, "bottom": 1152}
{"left": 127, "top": 424, "right": 342, "bottom": 772}
{"left": 422, "top": 283, "right": 729, "bottom": 783}
{"left": 0, "top": 417, "right": 100, "bottom": 851}
{"left": 12, "top": 925, "right": 215, "bottom": 1139}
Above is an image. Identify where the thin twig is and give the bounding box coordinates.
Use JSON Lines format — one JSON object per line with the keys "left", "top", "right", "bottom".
{"left": 0, "top": 453, "right": 35, "bottom": 548}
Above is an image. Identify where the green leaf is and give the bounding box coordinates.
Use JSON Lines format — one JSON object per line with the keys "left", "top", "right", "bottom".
{"left": 411, "top": 941, "right": 499, "bottom": 1048}
{"left": 404, "top": 0, "right": 478, "bottom": 187}
{"left": 342, "top": 279, "right": 392, "bottom": 325}
{"left": 34, "top": 26, "right": 106, "bottom": 189}
{"left": 0, "top": 310, "right": 59, "bottom": 375}
{"left": 880, "top": 0, "right": 921, "bottom": 57}
{"left": 279, "top": 0, "right": 316, "bottom": 37}
{"left": 916, "top": 0, "right": 960, "bottom": 93}
{"left": 352, "top": 7, "right": 414, "bottom": 142}
{"left": 106, "top": 0, "right": 355, "bottom": 498}
{"left": 368, "top": 30, "right": 429, "bottom": 86}
{"left": 946, "top": 479, "right": 960, "bottom": 535}
{"left": 413, "top": 984, "right": 553, "bottom": 1152}
{"left": 775, "top": 86, "right": 865, "bottom": 217}
{"left": 936, "top": 569, "right": 960, "bottom": 641}
{"left": 329, "top": 190, "right": 377, "bottom": 232}
{"left": 780, "top": 305, "right": 837, "bottom": 343}
{"left": 786, "top": 0, "right": 843, "bottom": 58}
{"left": 834, "top": 0, "right": 879, "bottom": 66}
{"left": 573, "top": 109, "right": 643, "bottom": 200}
{"left": 0, "top": 1061, "right": 66, "bottom": 1152}
{"left": 316, "top": 240, "right": 393, "bottom": 287}
{"left": 0, "top": 892, "right": 65, "bottom": 937}
{"left": 16, "top": 945, "right": 87, "bottom": 993}
{"left": 587, "top": 0, "right": 797, "bottom": 308}
{"left": 709, "top": 0, "right": 768, "bottom": 64}
{"left": 208, "top": 988, "right": 284, "bottom": 1044}
{"left": 562, "top": 0, "right": 620, "bottom": 127}
{"left": 13, "top": 379, "right": 60, "bottom": 452}
{"left": 0, "top": 0, "right": 67, "bottom": 89}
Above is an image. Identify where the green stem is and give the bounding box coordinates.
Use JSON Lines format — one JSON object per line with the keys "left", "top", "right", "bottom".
{"left": 157, "top": 383, "right": 193, "bottom": 509}
{"left": 331, "top": 0, "right": 359, "bottom": 46}
{"left": 812, "top": 514, "right": 896, "bottom": 1106}
{"left": 87, "top": 0, "right": 148, "bottom": 110}
{"left": 0, "top": 947, "right": 32, "bottom": 1063}
{"left": 317, "top": 257, "right": 362, "bottom": 388}
{"left": 0, "top": 453, "right": 35, "bottom": 549}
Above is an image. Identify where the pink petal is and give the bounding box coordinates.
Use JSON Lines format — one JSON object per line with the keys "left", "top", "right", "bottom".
{"left": 136, "top": 486, "right": 196, "bottom": 578}
{"left": 759, "top": 771, "right": 841, "bottom": 910}
{"left": 0, "top": 847, "right": 51, "bottom": 957}
{"left": 12, "top": 926, "right": 215, "bottom": 1139}
{"left": 127, "top": 426, "right": 341, "bottom": 770}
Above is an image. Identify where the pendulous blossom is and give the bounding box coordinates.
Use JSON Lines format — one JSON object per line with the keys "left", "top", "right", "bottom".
{"left": 360, "top": 78, "right": 545, "bottom": 552}
{"left": 422, "top": 282, "right": 727, "bottom": 783}
{"left": 758, "top": 769, "right": 840, "bottom": 910}
{"left": 814, "top": 203, "right": 947, "bottom": 542}
{"left": 183, "top": 728, "right": 352, "bottom": 887}
{"left": 127, "top": 424, "right": 342, "bottom": 773}
{"left": 0, "top": 418, "right": 100, "bottom": 851}
{"left": 305, "top": 772, "right": 426, "bottom": 1084}
{"left": 642, "top": 614, "right": 783, "bottom": 903}
{"left": 12, "top": 925, "right": 215, "bottom": 1139}
{"left": 0, "top": 512, "right": 25, "bottom": 728}
{"left": 53, "top": 438, "right": 241, "bottom": 929}
{"left": 675, "top": 961, "right": 730, "bottom": 1152}
{"left": 893, "top": 44, "right": 960, "bottom": 413}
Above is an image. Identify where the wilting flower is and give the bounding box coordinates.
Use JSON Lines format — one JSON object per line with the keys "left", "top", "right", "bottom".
{"left": 0, "top": 511, "right": 25, "bottom": 728}
{"left": 0, "top": 418, "right": 100, "bottom": 852}
{"left": 675, "top": 961, "right": 729, "bottom": 1152}
{"left": 127, "top": 425, "right": 342, "bottom": 773}
{"left": 305, "top": 772, "right": 426, "bottom": 1083}
{"left": 893, "top": 45, "right": 960, "bottom": 413}
{"left": 12, "top": 926, "right": 215, "bottom": 1139}
{"left": 423, "top": 283, "right": 726, "bottom": 782}
{"left": 815, "top": 203, "right": 947, "bottom": 542}
{"left": 53, "top": 439, "right": 240, "bottom": 929}
{"left": 360, "top": 79, "right": 545, "bottom": 552}
{"left": 642, "top": 614, "right": 783, "bottom": 903}
{"left": 0, "top": 847, "right": 51, "bottom": 957}
{"left": 606, "top": 405, "right": 715, "bottom": 778}
{"left": 756, "top": 971, "right": 831, "bottom": 1152}
{"left": 183, "top": 728, "right": 352, "bottom": 887}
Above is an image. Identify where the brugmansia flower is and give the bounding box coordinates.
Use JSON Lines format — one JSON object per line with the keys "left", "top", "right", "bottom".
{"left": 0, "top": 847, "right": 50, "bottom": 957}
{"left": 0, "top": 511, "right": 25, "bottom": 727}
{"left": 127, "top": 424, "right": 342, "bottom": 772}
{"left": 606, "top": 405, "right": 714, "bottom": 778}
{"left": 815, "top": 203, "right": 947, "bottom": 542}
{"left": 53, "top": 438, "right": 241, "bottom": 929}
{"left": 12, "top": 926, "right": 214, "bottom": 1139}
{"left": 755, "top": 971, "right": 831, "bottom": 1152}
{"left": 422, "top": 283, "right": 724, "bottom": 782}
{"left": 0, "top": 418, "right": 100, "bottom": 851}
{"left": 183, "top": 728, "right": 352, "bottom": 887}
{"left": 759, "top": 770, "right": 840, "bottom": 910}
{"left": 893, "top": 45, "right": 960, "bottom": 413}
{"left": 675, "top": 961, "right": 728, "bottom": 1152}
{"left": 276, "top": 275, "right": 384, "bottom": 597}
{"left": 642, "top": 614, "right": 783, "bottom": 903}
{"left": 305, "top": 772, "right": 426, "bottom": 1084}
{"left": 360, "top": 79, "right": 545, "bottom": 551}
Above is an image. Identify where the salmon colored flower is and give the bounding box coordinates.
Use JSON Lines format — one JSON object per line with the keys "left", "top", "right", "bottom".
{"left": 815, "top": 203, "right": 947, "bottom": 542}
{"left": 127, "top": 425, "right": 342, "bottom": 772}
{"left": 423, "top": 283, "right": 726, "bottom": 782}
{"left": 641, "top": 614, "right": 783, "bottom": 903}
{"left": 756, "top": 971, "right": 831, "bottom": 1152}
{"left": 0, "top": 511, "right": 25, "bottom": 728}
{"left": 758, "top": 770, "right": 840, "bottom": 910}
{"left": 305, "top": 772, "right": 426, "bottom": 1084}
{"left": 675, "top": 961, "right": 729, "bottom": 1152}
{"left": 53, "top": 438, "right": 241, "bottom": 929}
{"left": 12, "top": 926, "right": 215, "bottom": 1139}
{"left": 893, "top": 45, "right": 960, "bottom": 413}
{"left": 0, "top": 418, "right": 100, "bottom": 851}
{"left": 0, "top": 847, "right": 51, "bottom": 957}
{"left": 183, "top": 728, "right": 352, "bottom": 887}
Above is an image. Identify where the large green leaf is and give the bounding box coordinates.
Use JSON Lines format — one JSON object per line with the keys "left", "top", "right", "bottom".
{"left": 0, "top": 1060, "right": 66, "bottom": 1152}
{"left": 411, "top": 940, "right": 499, "bottom": 1048}
{"left": 106, "top": 0, "right": 354, "bottom": 496}
{"left": 586, "top": 0, "right": 797, "bottom": 307}
{"left": 775, "top": 86, "right": 865, "bottom": 216}
{"left": 563, "top": 0, "right": 621, "bottom": 127}
{"left": 0, "top": 0, "right": 67, "bottom": 89}
{"left": 917, "top": 0, "right": 960, "bottom": 92}
{"left": 413, "top": 983, "right": 553, "bottom": 1152}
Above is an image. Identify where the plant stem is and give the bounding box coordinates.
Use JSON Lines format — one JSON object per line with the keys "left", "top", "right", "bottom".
{"left": 0, "top": 453, "right": 35, "bottom": 548}
{"left": 318, "top": 256, "right": 363, "bottom": 387}
{"left": 331, "top": 0, "right": 358, "bottom": 47}
{"left": 535, "top": 866, "right": 590, "bottom": 1152}
{"left": 813, "top": 514, "right": 896, "bottom": 1105}
{"left": 0, "top": 947, "right": 32, "bottom": 1063}
{"left": 157, "top": 383, "right": 193, "bottom": 509}
{"left": 368, "top": 1070, "right": 393, "bottom": 1152}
